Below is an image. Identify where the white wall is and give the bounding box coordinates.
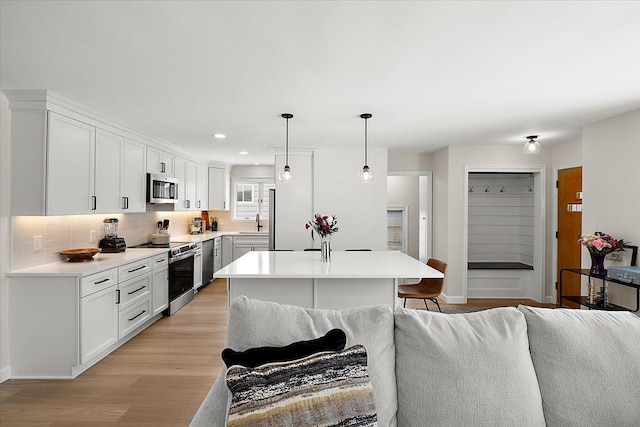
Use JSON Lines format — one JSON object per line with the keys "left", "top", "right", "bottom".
{"left": 582, "top": 109, "right": 640, "bottom": 309}
{"left": 314, "top": 147, "right": 388, "bottom": 251}
{"left": 388, "top": 150, "right": 433, "bottom": 172}
{"left": 1, "top": 93, "right": 11, "bottom": 381}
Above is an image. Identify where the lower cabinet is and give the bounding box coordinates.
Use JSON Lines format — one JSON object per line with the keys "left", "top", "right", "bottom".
{"left": 232, "top": 235, "right": 269, "bottom": 261}
{"left": 152, "top": 265, "right": 169, "bottom": 316}
{"left": 9, "top": 252, "right": 168, "bottom": 379}
{"left": 80, "top": 284, "right": 118, "bottom": 364}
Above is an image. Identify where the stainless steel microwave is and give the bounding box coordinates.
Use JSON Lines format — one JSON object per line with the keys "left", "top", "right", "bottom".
{"left": 147, "top": 174, "right": 179, "bottom": 204}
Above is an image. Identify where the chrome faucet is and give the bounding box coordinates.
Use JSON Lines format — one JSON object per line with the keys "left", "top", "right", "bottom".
{"left": 256, "top": 213, "right": 263, "bottom": 232}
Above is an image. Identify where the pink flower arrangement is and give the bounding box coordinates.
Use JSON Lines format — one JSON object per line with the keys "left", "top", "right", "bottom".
{"left": 305, "top": 214, "right": 339, "bottom": 239}
{"left": 578, "top": 232, "right": 626, "bottom": 256}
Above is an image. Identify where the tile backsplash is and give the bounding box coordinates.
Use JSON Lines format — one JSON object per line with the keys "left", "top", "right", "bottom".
{"left": 12, "top": 210, "right": 270, "bottom": 271}
{"left": 12, "top": 211, "right": 204, "bottom": 271}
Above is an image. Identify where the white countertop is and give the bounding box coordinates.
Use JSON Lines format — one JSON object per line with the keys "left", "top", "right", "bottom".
{"left": 214, "top": 251, "right": 443, "bottom": 279}
{"left": 7, "top": 248, "right": 169, "bottom": 277}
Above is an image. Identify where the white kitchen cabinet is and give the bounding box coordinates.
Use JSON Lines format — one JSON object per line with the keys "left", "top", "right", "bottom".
{"left": 121, "top": 139, "right": 147, "bottom": 212}
{"left": 152, "top": 266, "right": 169, "bottom": 316}
{"left": 194, "top": 249, "right": 203, "bottom": 289}
{"left": 232, "top": 235, "right": 269, "bottom": 261}
{"left": 208, "top": 166, "right": 230, "bottom": 210}
{"left": 94, "top": 129, "right": 122, "bottom": 213}
{"left": 213, "top": 237, "right": 222, "bottom": 273}
{"left": 80, "top": 284, "right": 118, "bottom": 364}
{"left": 175, "top": 157, "right": 198, "bottom": 211}
{"left": 196, "top": 163, "right": 208, "bottom": 210}
{"left": 151, "top": 253, "right": 169, "bottom": 316}
{"left": 147, "top": 146, "right": 174, "bottom": 176}
{"left": 80, "top": 268, "right": 119, "bottom": 364}
{"left": 46, "top": 111, "right": 96, "bottom": 215}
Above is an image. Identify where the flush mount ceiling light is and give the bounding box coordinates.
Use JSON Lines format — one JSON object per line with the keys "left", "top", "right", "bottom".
{"left": 360, "top": 113, "right": 374, "bottom": 183}
{"left": 279, "top": 113, "right": 294, "bottom": 183}
{"left": 239, "top": 151, "right": 248, "bottom": 155}
{"left": 523, "top": 135, "right": 541, "bottom": 154}
{"left": 213, "top": 133, "right": 226, "bottom": 139}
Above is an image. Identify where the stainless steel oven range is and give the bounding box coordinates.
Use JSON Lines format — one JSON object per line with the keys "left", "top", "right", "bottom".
{"left": 132, "top": 241, "right": 200, "bottom": 315}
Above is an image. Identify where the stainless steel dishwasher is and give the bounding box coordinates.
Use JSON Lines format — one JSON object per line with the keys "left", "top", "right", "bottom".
{"left": 201, "top": 238, "right": 214, "bottom": 286}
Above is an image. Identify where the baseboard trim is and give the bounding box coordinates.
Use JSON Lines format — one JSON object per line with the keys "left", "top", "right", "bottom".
{"left": 544, "top": 296, "right": 556, "bottom": 304}
{"left": 0, "top": 366, "right": 11, "bottom": 383}
{"left": 441, "top": 293, "right": 466, "bottom": 304}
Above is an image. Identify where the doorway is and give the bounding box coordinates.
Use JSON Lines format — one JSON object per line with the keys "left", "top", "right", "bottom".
{"left": 557, "top": 167, "right": 582, "bottom": 306}
{"left": 386, "top": 172, "right": 432, "bottom": 263}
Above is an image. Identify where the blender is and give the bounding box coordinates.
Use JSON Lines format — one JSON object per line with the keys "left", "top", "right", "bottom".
{"left": 99, "top": 218, "right": 127, "bottom": 252}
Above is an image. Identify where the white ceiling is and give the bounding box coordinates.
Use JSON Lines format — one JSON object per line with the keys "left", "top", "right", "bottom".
{"left": 2, "top": 1, "right": 640, "bottom": 165}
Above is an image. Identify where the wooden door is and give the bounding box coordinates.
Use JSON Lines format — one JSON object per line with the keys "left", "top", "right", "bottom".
{"left": 557, "top": 167, "right": 582, "bottom": 306}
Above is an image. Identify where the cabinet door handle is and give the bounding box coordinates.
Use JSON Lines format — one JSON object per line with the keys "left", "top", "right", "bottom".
{"left": 161, "top": 162, "right": 166, "bottom": 173}
{"left": 128, "top": 310, "right": 146, "bottom": 322}
{"left": 128, "top": 285, "right": 146, "bottom": 295}
{"left": 91, "top": 196, "right": 97, "bottom": 211}
{"left": 95, "top": 278, "right": 110, "bottom": 284}
{"left": 116, "top": 289, "right": 120, "bottom": 304}
{"left": 197, "top": 200, "right": 201, "bottom": 209}
{"left": 223, "top": 201, "right": 226, "bottom": 209}
{"left": 156, "top": 258, "right": 165, "bottom": 264}
{"left": 128, "top": 265, "right": 147, "bottom": 273}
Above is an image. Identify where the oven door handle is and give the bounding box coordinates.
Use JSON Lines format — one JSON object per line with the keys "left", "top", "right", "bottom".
{"left": 169, "top": 252, "right": 195, "bottom": 264}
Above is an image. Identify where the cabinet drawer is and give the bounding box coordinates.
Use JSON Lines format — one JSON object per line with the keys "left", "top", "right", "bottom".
{"left": 233, "top": 236, "right": 269, "bottom": 247}
{"left": 118, "top": 273, "right": 151, "bottom": 311}
{"left": 118, "top": 258, "right": 152, "bottom": 282}
{"left": 119, "top": 297, "right": 151, "bottom": 339}
{"left": 81, "top": 268, "right": 118, "bottom": 297}
{"left": 152, "top": 253, "right": 169, "bottom": 269}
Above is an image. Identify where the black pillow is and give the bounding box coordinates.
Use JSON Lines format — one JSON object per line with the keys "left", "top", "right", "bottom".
{"left": 221, "top": 328, "right": 347, "bottom": 368}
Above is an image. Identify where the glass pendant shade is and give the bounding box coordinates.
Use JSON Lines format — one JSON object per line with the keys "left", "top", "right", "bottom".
{"left": 360, "top": 165, "right": 374, "bottom": 183}
{"left": 523, "top": 135, "right": 541, "bottom": 154}
{"left": 279, "top": 165, "right": 293, "bottom": 183}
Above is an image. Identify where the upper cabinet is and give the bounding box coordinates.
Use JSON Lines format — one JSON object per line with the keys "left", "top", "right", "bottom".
{"left": 196, "top": 164, "right": 208, "bottom": 210}
{"left": 208, "top": 166, "right": 230, "bottom": 210}
{"left": 146, "top": 147, "right": 174, "bottom": 177}
{"left": 174, "top": 157, "right": 201, "bottom": 211}
{"left": 121, "top": 139, "right": 147, "bottom": 212}
{"left": 46, "top": 112, "right": 97, "bottom": 215}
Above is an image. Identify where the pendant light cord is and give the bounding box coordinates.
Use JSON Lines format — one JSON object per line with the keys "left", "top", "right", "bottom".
{"left": 364, "top": 117, "right": 368, "bottom": 166}
{"left": 285, "top": 116, "right": 289, "bottom": 166}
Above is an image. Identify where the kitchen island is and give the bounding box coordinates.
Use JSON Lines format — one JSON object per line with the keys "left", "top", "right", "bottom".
{"left": 214, "top": 251, "right": 443, "bottom": 310}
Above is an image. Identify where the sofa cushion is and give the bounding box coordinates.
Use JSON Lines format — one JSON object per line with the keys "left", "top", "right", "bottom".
{"left": 225, "top": 345, "right": 377, "bottom": 426}
{"left": 518, "top": 305, "right": 640, "bottom": 427}
{"left": 226, "top": 296, "right": 397, "bottom": 426}
{"left": 221, "top": 328, "right": 347, "bottom": 368}
{"left": 394, "top": 307, "right": 545, "bottom": 426}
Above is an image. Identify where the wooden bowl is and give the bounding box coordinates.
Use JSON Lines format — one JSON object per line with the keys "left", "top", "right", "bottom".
{"left": 59, "top": 248, "right": 100, "bottom": 262}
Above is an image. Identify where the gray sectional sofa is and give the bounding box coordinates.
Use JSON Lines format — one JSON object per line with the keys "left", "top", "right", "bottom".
{"left": 191, "top": 297, "right": 640, "bottom": 426}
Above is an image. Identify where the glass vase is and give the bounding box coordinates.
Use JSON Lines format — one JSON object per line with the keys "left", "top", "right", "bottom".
{"left": 589, "top": 252, "right": 606, "bottom": 277}
{"left": 320, "top": 235, "right": 331, "bottom": 262}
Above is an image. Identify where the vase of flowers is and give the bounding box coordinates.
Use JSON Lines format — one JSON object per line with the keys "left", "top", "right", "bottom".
{"left": 306, "top": 214, "right": 339, "bottom": 262}
{"left": 578, "top": 231, "right": 626, "bottom": 277}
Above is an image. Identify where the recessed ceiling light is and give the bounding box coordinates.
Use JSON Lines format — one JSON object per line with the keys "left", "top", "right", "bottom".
{"left": 254, "top": 162, "right": 261, "bottom": 165}
{"left": 213, "top": 133, "right": 226, "bottom": 139}
{"left": 239, "top": 151, "right": 248, "bottom": 155}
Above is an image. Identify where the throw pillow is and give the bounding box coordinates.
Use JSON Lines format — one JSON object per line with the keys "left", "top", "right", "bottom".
{"left": 225, "top": 297, "right": 397, "bottom": 426}
{"left": 394, "top": 307, "right": 546, "bottom": 426}
{"left": 225, "top": 344, "right": 377, "bottom": 427}
{"left": 518, "top": 305, "right": 640, "bottom": 426}
{"left": 221, "top": 327, "right": 347, "bottom": 368}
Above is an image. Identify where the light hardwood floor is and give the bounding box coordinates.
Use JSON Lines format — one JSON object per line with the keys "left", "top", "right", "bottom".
{"left": 0, "top": 278, "right": 551, "bottom": 426}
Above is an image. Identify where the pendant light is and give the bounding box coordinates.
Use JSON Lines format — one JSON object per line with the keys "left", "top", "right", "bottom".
{"left": 523, "top": 135, "right": 541, "bottom": 154}
{"left": 360, "top": 113, "right": 374, "bottom": 183}
{"left": 279, "top": 113, "right": 294, "bottom": 183}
